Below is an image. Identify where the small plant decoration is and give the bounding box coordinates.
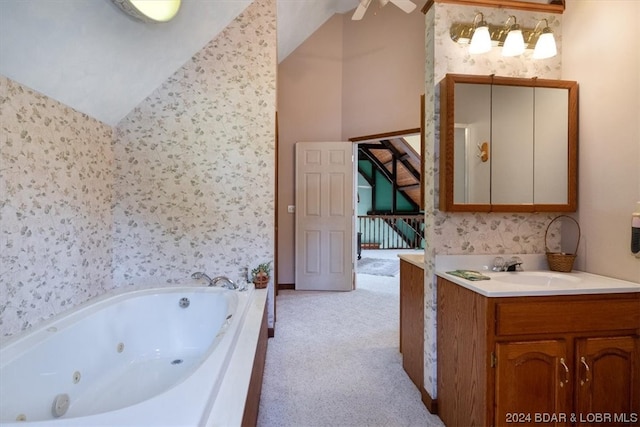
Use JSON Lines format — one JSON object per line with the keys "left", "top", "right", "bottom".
{"left": 251, "top": 262, "right": 271, "bottom": 289}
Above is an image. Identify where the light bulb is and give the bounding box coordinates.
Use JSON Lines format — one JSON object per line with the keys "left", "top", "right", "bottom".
{"left": 533, "top": 31, "right": 557, "bottom": 59}
{"left": 502, "top": 28, "right": 525, "bottom": 57}
{"left": 469, "top": 26, "right": 492, "bottom": 54}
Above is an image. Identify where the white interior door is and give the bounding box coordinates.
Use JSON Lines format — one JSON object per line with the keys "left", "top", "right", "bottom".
{"left": 295, "top": 142, "right": 355, "bottom": 291}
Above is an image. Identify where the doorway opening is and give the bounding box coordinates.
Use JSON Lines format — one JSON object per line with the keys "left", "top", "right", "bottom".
{"left": 350, "top": 128, "right": 425, "bottom": 260}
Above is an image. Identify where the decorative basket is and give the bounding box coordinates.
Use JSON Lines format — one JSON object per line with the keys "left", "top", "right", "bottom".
{"left": 253, "top": 276, "right": 269, "bottom": 289}
{"left": 544, "top": 215, "right": 581, "bottom": 272}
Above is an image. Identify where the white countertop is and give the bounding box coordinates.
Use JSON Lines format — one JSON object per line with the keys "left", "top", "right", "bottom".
{"left": 437, "top": 270, "right": 640, "bottom": 297}
{"left": 435, "top": 254, "right": 640, "bottom": 297}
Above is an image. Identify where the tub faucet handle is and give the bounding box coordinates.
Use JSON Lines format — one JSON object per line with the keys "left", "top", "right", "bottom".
{"left": 191, "top": 271, "right": 215, "bottom": 286}
{"left": 212, "top": 276, "right": 239, "bottom": 290}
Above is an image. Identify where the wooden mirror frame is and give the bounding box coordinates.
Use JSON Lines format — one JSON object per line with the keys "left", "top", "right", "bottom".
{"left": 439, "top": 73, "right": 578, "bottom": 212}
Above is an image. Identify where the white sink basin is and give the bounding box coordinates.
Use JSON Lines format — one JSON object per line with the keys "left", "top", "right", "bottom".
{"left": 490, "top": 271, "right": 583, "bottom": 287}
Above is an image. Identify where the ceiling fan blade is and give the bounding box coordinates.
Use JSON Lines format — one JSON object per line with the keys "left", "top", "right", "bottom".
{"left": 389, "top": 0, "right": 417, "bottom": 13}
{"left": 352, "top": 0, "right": 372, "bottom": 20}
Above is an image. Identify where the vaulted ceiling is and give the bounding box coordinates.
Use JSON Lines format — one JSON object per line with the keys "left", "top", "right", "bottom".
{"left": 0, "top": 0, "right": 361, "bottom": 126}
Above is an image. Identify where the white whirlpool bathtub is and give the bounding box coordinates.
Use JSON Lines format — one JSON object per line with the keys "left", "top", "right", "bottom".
{"left": 0, "top": 285, "right": 268, "bottom": 427}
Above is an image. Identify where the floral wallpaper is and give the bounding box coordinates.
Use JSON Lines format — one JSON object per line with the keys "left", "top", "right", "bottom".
{"left": 423, "top": 3, "right": 564, "bottom": 399}
{"left": 112, "top": 0, "right": 277, "bottom": 326}
{"left": 0, "top": 77, "right": 114, "bottom": 337}
{"left": 0, "top": 0, "right": 277, "bottom": 337}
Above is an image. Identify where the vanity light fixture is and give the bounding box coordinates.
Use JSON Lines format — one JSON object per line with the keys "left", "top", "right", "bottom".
{"left": 501, "top": 16, "right": 525, "bottom": 57}
{"left": 450, "top": 15, "right": 558, "bottom": 59}
{"left": 112, "top": 0, "right": 181, "bottom": 23}
{"left": 469, "top": 13, "right": 492, "bottom": 54}
{"left": 532, "top": 19, "right": 557, "bottom": 59}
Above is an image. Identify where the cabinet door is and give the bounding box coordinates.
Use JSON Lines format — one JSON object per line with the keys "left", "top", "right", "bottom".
{"left": 453, "top": 82, "right": 491, "bottom": 204}
{"left": 534, "top": 87, "right": 569, "bottom": 205}
{"left": 495, "top": 340, "right": 571, "bottom": 426}
{"left": 491, "top": 85, "right": 534, "bottom": 205}
{"left": 400, "top": 261, "right": 423, "bottom": 389}
{"left": 575, "top": 336, "right": 640, "bottom": 426}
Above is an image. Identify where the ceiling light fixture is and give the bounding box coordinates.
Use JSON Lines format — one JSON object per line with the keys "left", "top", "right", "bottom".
{"left": 112, "top": 0, "right": 181, "bottom": 23}
{"left": 450, "top": 15, "right": 558, "bottom": 59}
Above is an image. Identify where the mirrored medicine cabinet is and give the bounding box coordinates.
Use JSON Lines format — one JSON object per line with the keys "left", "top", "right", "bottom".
{"left": 439, "top": 74, "right": 578, "bottom": 212}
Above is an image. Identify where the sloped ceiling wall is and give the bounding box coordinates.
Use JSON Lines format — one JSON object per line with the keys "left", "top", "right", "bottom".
{"left": 0, "top": 0, "right": 252, "bottom": 125}
{"left": 0, "top": 0, "right": 360, "bottom": 126}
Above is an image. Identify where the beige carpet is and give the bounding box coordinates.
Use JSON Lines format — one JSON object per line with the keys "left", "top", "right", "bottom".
{"left": 257, "top": 273, "right": 444, "bottom": 427}
{"left": 356, "top": 257, "right": 400, "bottom": 277}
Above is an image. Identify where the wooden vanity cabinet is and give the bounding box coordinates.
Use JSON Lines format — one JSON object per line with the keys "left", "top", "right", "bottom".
{"left": 575, "top": 336, "right": 639, "bottom": 424}
{"left": 494, "top": 339, "right": 571, "bottom": 424}
{"left": 437, "top": 277, "right": 640, "bottom": 427}
{"left": 399, "top": 259, "right": 424, "bottom": 393}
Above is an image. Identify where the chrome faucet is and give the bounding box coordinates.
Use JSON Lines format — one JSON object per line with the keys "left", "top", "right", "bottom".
{"left": 492, "top": 256, "right": 523, "bottom": 272}
{"left": 191, "top": 271, "right": 215, "bottom": 286}
{"left": 191, "top": 272, "right": 245, "bottom": 291}
{"left": 211, "top": 276, "right": 240, "bottom": 290}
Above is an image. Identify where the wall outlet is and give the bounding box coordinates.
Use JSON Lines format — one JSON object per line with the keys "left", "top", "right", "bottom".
{"left": 287, "top": 205, "right": 295, "bottom": 213}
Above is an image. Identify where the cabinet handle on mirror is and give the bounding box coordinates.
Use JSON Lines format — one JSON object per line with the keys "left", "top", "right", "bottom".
{"left": 580, "top": 356, "right": 590, "bottom": 386}
{"left": 559, "top": 357, "right": 569, "bottom": 387}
